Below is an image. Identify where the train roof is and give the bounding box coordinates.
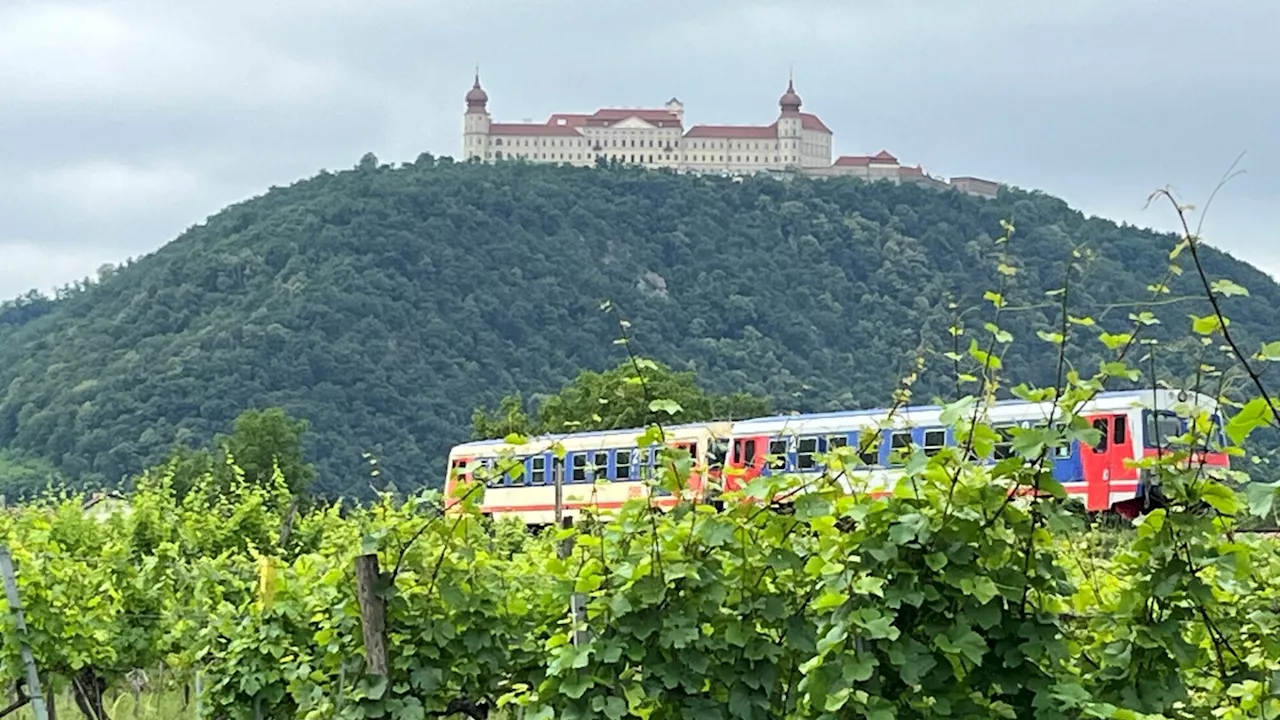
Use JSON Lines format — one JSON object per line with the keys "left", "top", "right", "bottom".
{"left": 448, "top": 388, "right": 1220, "bottom": 456}
{"left": 450, "top": 420, "right": 732, "bottom": 456}
{"left": 729, "top": 388, "right": 1219, "bottom": 435}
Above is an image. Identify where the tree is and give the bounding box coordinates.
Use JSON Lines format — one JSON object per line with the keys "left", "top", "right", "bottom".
{"left": 470, "top": 393, "right": 532, "bottom": 440}
{"left": 220, "top": 407, "right": 316, "bottom": 496}
{"left": 470, "top": 358, "right": 771, "bottom": 438}
{"left": 161, "top": 407, "right": 316, "bottom": 501}
{"left": 0, "top": 448, "right": 61, "bottom": 500}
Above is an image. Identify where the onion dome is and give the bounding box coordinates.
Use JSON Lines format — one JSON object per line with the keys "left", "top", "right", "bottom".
{"left": 466, "top": 70, "right": 488, "bottom": 110}
{"left": 779, "top": 78, "right": 801, "bottom": 113}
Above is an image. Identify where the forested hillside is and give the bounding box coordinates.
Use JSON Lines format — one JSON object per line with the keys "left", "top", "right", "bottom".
{"left": 1, "top": 154, "right": 1276, "bottom": 498}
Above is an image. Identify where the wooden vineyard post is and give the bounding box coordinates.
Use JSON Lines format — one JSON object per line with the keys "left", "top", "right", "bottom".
{"left": 194, "top": 670, "right": 203, "bottom": 719}
{"left": 557, "top": 517, "right": 591, "bottom": 647}
{"left": 0, "top": 545, "right": 49, "bottom": 720}
{"left": 354, "top": 553, "right": 389, "bottom": 677}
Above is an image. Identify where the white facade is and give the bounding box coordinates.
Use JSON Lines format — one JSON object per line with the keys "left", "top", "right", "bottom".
{"left": 461, "top": 74, "right": 832, "bottom": 175}
{"left": 460, "top": 73, "right": 999, "bottom": 197}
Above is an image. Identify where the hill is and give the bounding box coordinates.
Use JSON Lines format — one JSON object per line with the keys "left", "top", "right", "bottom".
{"left": 1, "top": 154, "right": 1277, "bottom": 498}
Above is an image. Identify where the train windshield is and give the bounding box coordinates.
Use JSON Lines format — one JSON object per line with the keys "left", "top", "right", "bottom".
{"left": 1143, "top": 410, "right": 1183, "bottom": 449}
{"left": 1144, "top": 409, "right": 1226, "bottom": 450}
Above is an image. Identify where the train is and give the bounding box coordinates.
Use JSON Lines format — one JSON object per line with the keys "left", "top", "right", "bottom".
{"left": 443, "top": 388, "right": 1231, "bottom": 525}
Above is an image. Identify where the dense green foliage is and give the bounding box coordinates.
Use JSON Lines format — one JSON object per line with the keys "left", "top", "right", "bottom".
{"left": 471, "top": 357, "right": 771, "bottom": 439}
{"left": 3, "top": 158, "right": 1280, "bottom": 499}
{"left": 158, "top": 406, "right": 318, "bottom": 502}
{"left": 0, "top": 449, "right": 60, "bottom": 501}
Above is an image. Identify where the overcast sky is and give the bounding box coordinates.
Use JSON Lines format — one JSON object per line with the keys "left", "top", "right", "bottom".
{"left": 2, "top": 0, "right": 1276, "bottom": 300}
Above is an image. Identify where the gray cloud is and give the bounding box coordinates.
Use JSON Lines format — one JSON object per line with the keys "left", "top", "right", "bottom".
{"left": 2, "top": 0, "right": 1276, "bottom": 299}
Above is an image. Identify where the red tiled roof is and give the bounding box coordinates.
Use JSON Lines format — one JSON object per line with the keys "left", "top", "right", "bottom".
{"left": 951, "top": 176, "right": 997, "bottom": 184}
{"left": 871, "top": 150, "right": 898, "bottom": 163}
{"left": 685, "top": 123, "right": 779, "bottom": 139}
{"left": 800, "top": 113, "right": 831, "bottom": 134}
{"left": 590, "top": 108, "right": 681, "bottom": 122}
{"left": 899, "top": 165, "right": 925, "bottom": 177}
{"left": 577, "top": 108, "right": 683, "bottom": 128}
{"left": 489, "top": 123, "right": 584, "bottom": 137}
{"left": 546, "top": 113, "right": 589, "bottom": 127}
{"left": 833, "top": 155, "right": 872, "bottom": 167}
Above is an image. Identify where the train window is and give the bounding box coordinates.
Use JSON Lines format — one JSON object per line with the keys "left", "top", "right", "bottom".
{"left": 530, "top": 456, "right": 547, "bottom": 485}
{"left": 572, "top": 454, "right": 587, "bottom": 483}
{"left": 889, "top": 431, "right": 913, "bottom": 466}
{"left": 826, "top": 435, "right": 847, "bottom": 452}
{"left": 797, "top": 437, "right": 819, "bottom": 470}
{"left": 1144, "top": 411, "right": 1183, "bottom": 449}
{"left": 992, "top": 427, "right": 1016, "bottom": 460}
{"left": 768, "top": 439, "right": 788, "bottom": 470}
{"left": 666, "top": 443, "right": 694, "bottom": 464}
{"left": 616, "top": 449, "right": 632, "bottom": 480}
{"left": 709, "top": 439, "right": 729, "bottom": 469}
{"left": 1026, "top": 422, "right": 1073, "bottom": 459}
{"left": 1206, "top": 415, "right": 1227, "bottom": 450}
{"left": 503, "top": 458, "right": 525, "bottom": 487}
{"left": 592, "top": 451, "right": 609, "bottom": 481}
{"left": 733, "top": 439, "right": 759, "bottom": 466}
{"left": 1113, "top": 418, "right": 1127, "bottom": 445}
{"left": 923, "top": 429, "right": 946, "bottom": 456}
{"left": 480, "top": 458, "right": 505, "bottom": 488}
{"left": 856, "top": 432, "right": 880, "bottom": 466}
{"left": 1091, "top": 419, "right": 1109, "bottom": 451}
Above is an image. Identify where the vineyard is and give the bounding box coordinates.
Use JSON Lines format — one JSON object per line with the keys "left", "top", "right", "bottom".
{"left": 4, "top": 204, "right": 1280, "bottom": 719}
{"left": 4, "top": 369, "right": 1280, "bottom": 718}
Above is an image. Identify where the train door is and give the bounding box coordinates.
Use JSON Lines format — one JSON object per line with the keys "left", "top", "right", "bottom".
{"left": 1081, "top": 414, "right": 1131, "bottom": 511}
{"left": 705, "top": 435, "right": 731, "bottom": 494}
{"left": 726, "top": 436, "right": 765, "bottom": 492}
{"left": 680, "top": 440, "right": 703, "bottom": 496}
{"left": 444, "top": 456, "right": 474, "bottom": 512}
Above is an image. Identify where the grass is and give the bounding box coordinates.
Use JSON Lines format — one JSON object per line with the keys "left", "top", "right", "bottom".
{"left": 8, "top": 688, "right": 190, "bottom": 719}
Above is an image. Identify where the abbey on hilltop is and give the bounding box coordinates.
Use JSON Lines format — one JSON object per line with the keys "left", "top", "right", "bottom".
{"left": 462, "top": 72, "right": 999, "bottom": 198}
